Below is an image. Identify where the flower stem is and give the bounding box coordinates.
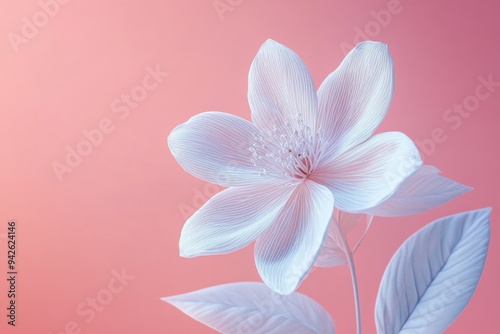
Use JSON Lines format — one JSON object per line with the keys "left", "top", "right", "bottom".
{"left": 332, "top": 218, "right": 362, "bottom": 334}
{"left": 345, "top": 245, "right": 361, "bottom": 334}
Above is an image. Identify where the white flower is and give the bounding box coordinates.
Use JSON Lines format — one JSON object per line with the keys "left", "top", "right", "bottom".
{"left": 168, "top": 39, "right": 470, "bottom": 294}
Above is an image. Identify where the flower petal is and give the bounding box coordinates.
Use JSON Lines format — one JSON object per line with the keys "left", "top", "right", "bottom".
{"left": 338, "top": 210, "right": 365, "bottom": 235}
{"left": 255, "top": 181, "right": 334, "bottom": 295}
{"left": 317, "top": 41, "right": 394, "bottom": 162}
{"left": 363, "top": 165, "right": 472, "bottom": 217}
{"left": 312, "top": 132, "right": 422, "bottom": 212}
{"left": 168, "top": 112, "right": 269, "bottom": 186}
{"left": 315, "top": 211, "right": 373, "bottom": 268}
{"left": 315, "top": 243, "right": 346, "bottom": 268}
{"left": 248, "top": 39, "right": 318, "bottom": 135}
{"left": 179, "top": 183, "right": 295, "bottom": 258}
{"left": 315, "top": 216, "right": 347, "bottom": 268}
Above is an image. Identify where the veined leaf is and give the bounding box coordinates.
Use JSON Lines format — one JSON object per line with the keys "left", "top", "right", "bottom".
{"left": 163, "top": 282, "right": 335, "bottom": 333}
{"left": 375, "top": 208, "right": 491, "bottom": 333}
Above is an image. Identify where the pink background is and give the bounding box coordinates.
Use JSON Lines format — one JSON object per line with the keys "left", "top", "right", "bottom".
{"left": 1, "top": 0, "right": 499, "bottom": 333}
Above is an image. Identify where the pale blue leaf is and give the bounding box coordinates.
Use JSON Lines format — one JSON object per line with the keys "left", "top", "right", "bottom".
{"left": 375, "top": 208, "right": 491, "bottom": 334}
{"left": 364, "top": 165, "right": 472, "bottom": 217}
{"left": 163, "top": 282, "right": 335, "bottom": 333}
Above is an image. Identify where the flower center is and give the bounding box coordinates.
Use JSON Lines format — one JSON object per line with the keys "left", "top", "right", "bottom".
{"left": 249, "top": 114, "right": 328, "bottom": 183}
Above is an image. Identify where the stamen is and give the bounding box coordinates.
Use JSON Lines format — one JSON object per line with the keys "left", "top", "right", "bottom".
{"left": 249, "top": 113, "right": 329, "bottom": 182}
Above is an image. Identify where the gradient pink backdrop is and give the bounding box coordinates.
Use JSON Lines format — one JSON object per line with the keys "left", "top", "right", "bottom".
{"left": 0, "top": 0, "right": 499, "bottom": 333}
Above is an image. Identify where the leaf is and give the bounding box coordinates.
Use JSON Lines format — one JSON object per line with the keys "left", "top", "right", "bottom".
{"left": 163, "top": 282, "right": 335, "bottom": 333}
{"left": 375, "top": 208, "right": 491, "bottom": 334}
{"left": 365, "top": 165, "right": 471, "bottom": 217}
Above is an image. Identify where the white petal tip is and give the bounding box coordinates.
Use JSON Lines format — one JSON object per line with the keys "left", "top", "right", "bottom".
{"left": 261, "top": 277, "right": 299, "bottom": 296}
{"left": 167, "top": 125, "right": 182, "bottom": 153}
{"left": 479, "top": 207, "right": 492, "bottom": 216}
{"left": 263, "top": 38, "right": 279, "bottom": 46}
{"left": 350, "top": 41, "right": 391, "bottom": 61}
{"left": 167, "top": 130, "right": 176, "bottom": 144}
{"left": 356, "top": 40, "right": 388, "bottom": 49}
{"left": 179, "top": 251, "right": 195, "bottom": 258}
{"left": 162, "top": 296, "right": 182, "bottom": 307}
{"left": 258, "top": 39, "right": 284, "bottom": 54}
{"left": 179, "top": 245, "right": 197, "bottom": 258}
